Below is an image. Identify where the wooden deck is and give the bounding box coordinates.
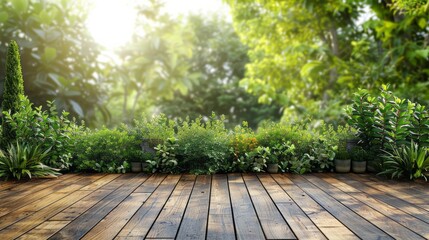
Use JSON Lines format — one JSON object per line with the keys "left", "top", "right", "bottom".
{"left": 0, "top": 173, "right": 428, "bottom": 239}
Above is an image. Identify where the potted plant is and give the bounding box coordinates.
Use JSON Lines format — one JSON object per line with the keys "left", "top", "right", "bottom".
{"left": 266, "top": 154, "right": 279, "bottom": 173}
{"left": 127, "top": 150, "right": 144, "bottom": 173}
{"left": 334, "top": 149, "right": 351, "bottom": 173}
{"left": 351, "top": 147, "right": 367, "bottom": 173}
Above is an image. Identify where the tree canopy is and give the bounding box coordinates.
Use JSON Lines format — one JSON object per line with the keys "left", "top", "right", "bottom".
{"left": 225, "top": 0, "right": 429, "bottom": 123}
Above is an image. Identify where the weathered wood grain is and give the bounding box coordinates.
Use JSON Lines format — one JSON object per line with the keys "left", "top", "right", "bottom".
{"left": 273, "top": 174, "right": 358, "bottom": 240}
{"left": 258, "top": 174, "right": 326, "bottom": 240}
{"left": 243, "top": 174, "right": 296, "bottom": 240}
{"left": 117, "top": 174, "right": 181, "bottom": 238}
{"left": 50, "top": 174, "right": 147, "bottom": 240}
{"left": 176, "top": 175, "right": 211, "bottom": 240}
{"left": 206, "top": 174, "right": 235, "bottom": 240}
{"left": 0, "top": 173, "right": 426, "bottom": 239}
{"left": 228, "top": 173, "right": 265, "bottom": 240}
{"left": 146, "top": 174, "right": 196, "bottom": 239}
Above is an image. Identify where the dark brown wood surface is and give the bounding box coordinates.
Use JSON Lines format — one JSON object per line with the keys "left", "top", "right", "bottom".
{"left": 0, "top": 173, "right": 427, "bottom": 239}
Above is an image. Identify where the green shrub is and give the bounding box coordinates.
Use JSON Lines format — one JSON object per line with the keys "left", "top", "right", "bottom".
{"left": 1, "top": 40, "right": 25, "bottom": 144}
{"left": 72, "top": 127, "right": 140, "bottom": 173}
{"left": 147, "top": 137, "right": 179, "bottom": 173}
{"left": 229, "top": 122, "right": 258, "bottom": 171}
{"left": 256, "top": 121, "right": 314, "bottom": 158}
{"left": 0, "top": 142, "right": 61, "bottom": 180}
{"left": 380, "top": 141, "right": 429, "bottom": 181}
{"left": 3, "top": 97, "right": 81, "bottom": 170}
{"left": 133, "top": 114, "right": 176, "bottom": 144}
{"left": 176, "top": 114, "right": 230, "bottom": 173}
{"left": 304, "top": 139, "right": 337, "bottom": 172}
{"left": 346, "top": 85, "right": 420, "bottom": 151}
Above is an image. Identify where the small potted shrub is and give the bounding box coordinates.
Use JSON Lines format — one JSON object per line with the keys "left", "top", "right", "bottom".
{"left": 127, "top": 150, "right": 144, "bottom": 173}
{"left": 351, "top": 147, "right": 367, "bottom": 173}
{"left": 334, "top": 149, "right": 351, "bottom": 173}
{"left": 266, "top": 154, "right": 279, "bottom": 173}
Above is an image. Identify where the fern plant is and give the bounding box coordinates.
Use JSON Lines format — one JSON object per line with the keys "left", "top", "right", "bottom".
{"left": 380, "top": 141, "right": 429, "bottom": 181}
{"left": 0, "top": 142, "right": 60, "bottom": 180}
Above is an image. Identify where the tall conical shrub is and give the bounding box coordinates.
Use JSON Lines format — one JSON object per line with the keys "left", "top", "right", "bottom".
{"left": 1, "top": 40, "right": 24, "bottom": 144}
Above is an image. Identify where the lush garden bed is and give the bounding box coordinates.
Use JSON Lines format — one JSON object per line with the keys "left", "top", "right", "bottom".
{"left": 1, "top": 41, "right": 429, "bottom": 181}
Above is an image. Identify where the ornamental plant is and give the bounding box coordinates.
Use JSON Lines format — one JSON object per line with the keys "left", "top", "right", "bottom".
{"left": 3, "top": 97, "right": 81, "bottom": 169}
{"left": 1, "top": 40, "right": 24, "bottom": 145}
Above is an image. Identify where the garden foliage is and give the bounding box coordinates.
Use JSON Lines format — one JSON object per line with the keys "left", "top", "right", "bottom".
{"left": 3, "top": 97, "right": 80, "bottom": 169}
{"left": 347, "top": 85, "right": 429, "bottom": 179}
{"left": 1, "top": 40, "right": 24, "bottom": 145}
{"left": 0, "top": 142, "right": 60, "bottom": 180}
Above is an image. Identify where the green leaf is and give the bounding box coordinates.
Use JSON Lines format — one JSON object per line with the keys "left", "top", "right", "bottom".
{"left": 69, "top": 100, "right": 84, "bottom": 117}
{"left": 415, "top": 48, "right": 429, "bottom": 60}
{"left": 11, "top": 0, "right": 29, "bottom": 14}
{"left": 418, "top": 18, "right": 427, "bottom": 29}
{"left": 0, "top": 12, "right": 8, "bottom": 23}
{"left": 300, "top": 61, "right": 324, "bottom": 78}
{"left": 43, "top": 47, "right": 57, "bottom": 62}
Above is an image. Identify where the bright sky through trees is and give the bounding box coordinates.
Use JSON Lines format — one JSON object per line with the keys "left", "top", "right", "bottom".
{"left": 87, "top": 0, "right": 137, "bottom": 48}
{"left": 87, "top": 0, "right": 229, "bottom": 49}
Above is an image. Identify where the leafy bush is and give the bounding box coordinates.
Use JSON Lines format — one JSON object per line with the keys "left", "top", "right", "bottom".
{"left": 3, "top": 97, "right": 81, "bottom": 170}
{"left": 230, "top": 122, "right": 258, "bottom": 171}
{"left": 72, "top": 127, "right": 141, "bottom": 173}
{"left": 346, "top": 85, "right": 423, "bottom": 151}
{"left": 272, "top": 142, "right": 296, "bottom": 172}
{"left": 175, "top": 114, "right": 230, "bottom": 173}
{"left": 0, "top": 142, "right": 61, "bottom": 180}
{"left": 380, "top": 141, "right": 429, "bottom": 180}
{"left": 256, "top": 121, "right": 314, "bottom": 158}
{"left": 147, "top": 137, "right": 179, "bottom": 173}
{"left": 133, "top": 114, "right": 176, "bottom": 145}
{"left": 303, "top": 139, "right": 337, "bottom": 172}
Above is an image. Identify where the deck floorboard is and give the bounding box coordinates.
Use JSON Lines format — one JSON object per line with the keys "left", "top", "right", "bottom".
{"left": 0, "top": 172, "right": 427, "bottom": 239}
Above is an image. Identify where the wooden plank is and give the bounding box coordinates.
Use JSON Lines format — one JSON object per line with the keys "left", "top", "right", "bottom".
{"left": 258, "top": 174, "right": 326, "bottom": 240}
{"left": 80, "top": 173, "right": 122, "bottom": 191}
{"left": 0, "top": 174, "right": 135, "bottom": 239}
{"left": 206, "top": 174, "right": 235, "bottom": 240}
{"left": 0, "top": 190, "right": 92, "bottom": 239}
{"left": 176, "top": 175, "right": 211, "bottom": 240}
{"left": 228, "top": 173, "right": 265, "bottom": 240}
{"left": 334, "top": 174, "right": 429, "bottom": 224}
{"left": 117, "top": 175, "right": 182, "bottom": 238}
{"left": 18, "top": 221, "right": 70, "bottom": 240}
{"left": 0, "top": 192, "right": 68, "bottom": 230}
{"left": 0, "top": 173, "right": 78, "bottom": 201}
{"left": 133, "top": 173, "right": 167, "bottom": 193}
{"left": 304, "top": 174, "right": 424, "bottom": 240}
{"left": 0, "top": 174, "right": 84, "bottom": 210}
{"left": 352, "top": 174, "right": 429, "bottom": 211}
{"left": 82, "top": 192, "right": 151, "bottom": 240}
{"left": 50, "top": 174, "right": 123, "bottom": 221}
{"left": 321, "top": 174, "right": 429, "bottom": 239}
{"left": 50, "top": 174, "right": 148, "bottom": 240}
{"left": 288, "top": 174, "right": 392, "bottom": 239}
{"left": 273, "top": 174, "right": 357, "bottom": 240}
{"left": 0, "top": 180, "right": 26, "bottom": 191}
{"left": 146, "top": 174, "right": 196, "bottom": 239}
{"left": 0, "top": 174, "right": 105, "bottom": 230}
{"left": 242, "top": 174, "right": 295, "bottom": 239}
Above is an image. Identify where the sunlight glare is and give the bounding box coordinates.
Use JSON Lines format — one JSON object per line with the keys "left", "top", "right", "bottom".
{"left": 87, "top": 0, "right": 137, "bottom": 49}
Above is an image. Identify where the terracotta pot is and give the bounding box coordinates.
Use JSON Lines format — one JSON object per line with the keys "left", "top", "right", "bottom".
{"left": 131, "top": 162, "right": 142, "bottom": 172}
{"left": 335, "top": 159, "right": 351, "bottom": 173}
{"left": 267, "top": 164, "right": 279, "bottom": 173}
{"left": 352, "top": 161, "right": 366, "bottom": 173}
